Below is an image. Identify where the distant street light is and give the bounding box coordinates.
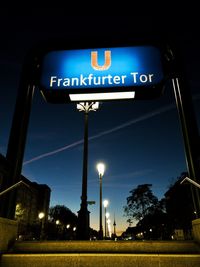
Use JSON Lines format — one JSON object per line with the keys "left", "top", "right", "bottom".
{"left": 76, "top": 102, "right": 99, "bottom": 240}
{"left": 97, "top": 162, "right": 105, "bottom": 240}
{"left": 56, "top": 219, "right": 60, "bottom": 225}
{"left": 105, "top": 212, "right": 110, "bottom": 238}
{"left": 38, "top": 212, "right": 45, "bottom": 220}
{"left": 107, "top": 218, "right": 111, "bottom": 238}
{"left": 103, "top": 199, "right": 109, "bottom": 239}
{"left": 38, "top": 212, "right": 45, "bottom": 240}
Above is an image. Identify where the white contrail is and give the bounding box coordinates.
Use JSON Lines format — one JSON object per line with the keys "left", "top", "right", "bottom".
{"left": 23, "top": 103, "right": 175, "bottom": 166}
{"left": 88, "top": 104, "right": 175, "bottom": 141}
{"left": 23, "top": 139, "right": 84, "bottom": 165}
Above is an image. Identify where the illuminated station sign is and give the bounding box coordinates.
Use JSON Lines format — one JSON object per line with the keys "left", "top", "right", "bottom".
{"left": 39, "top": 46, "right": 165, "bottom": 103}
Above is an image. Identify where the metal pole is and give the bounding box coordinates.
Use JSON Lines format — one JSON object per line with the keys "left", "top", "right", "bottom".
{"left": 0, "top": 83, "right": 35, "bottom": 219}
{"left": 0, "top": 50, "right": 37, "bottom": 219}
{"left": 181, "top": 177, "right": 200, "bottom": 190}
{"left": 99, "top": 174, "right": 103, "bottom": 240}
{"left": 172, "top": 77, "right": 200, "bottom": 216}
{"left": 104, "top": 207, "right": 107, "bottom": 239}
{"left": 77, "top": 111, "right": 90, "bottom": 240}
{"left": 82, "top": 111, "right": 88, "bottom": 209}
{"left": 76, "top": 102, "right": 99, "bottom": 240}
{"left": 40, "top": 218, "right": 45, "bottom": 240}
{"left": 0, "top": 180, "right": 30, "bottom": 197}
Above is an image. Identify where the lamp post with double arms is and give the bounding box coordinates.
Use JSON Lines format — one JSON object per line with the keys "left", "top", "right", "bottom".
{"left": 76, "top": 102, "right": 99, "bottom": 240}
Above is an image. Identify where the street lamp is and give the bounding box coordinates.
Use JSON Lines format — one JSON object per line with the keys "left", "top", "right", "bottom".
{"left": 76, "top": 102, "right": 99, "bottom": 240}
{"left": 56, "top": 219, "right": 60, "bottom": 225}
{"left": 103, "top": 199, "right": 109, "bottom": 239}
{"left": 105, "top": 212, "right": 110, "bottom": 238}
{"left": 97, "top": 162, "right": 105, "bottom": 240}
{"left": 107, "top": 218, "right": 111, "bottom": 238}
{"left": 38, "top": 212, "right": 45, "bottom": 240}
{"left": 55, "top": 219, "right": 60, "bottom": 240}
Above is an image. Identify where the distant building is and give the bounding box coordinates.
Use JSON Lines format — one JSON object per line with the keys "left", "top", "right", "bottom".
{"left": 164, "top": 172, "right": 194, "bottom": 240}
{"left": 15, "top": 175, "right": 51, "bottom": 237}
{"left": 0, "top": 153, "right": 51, "bottom": 238}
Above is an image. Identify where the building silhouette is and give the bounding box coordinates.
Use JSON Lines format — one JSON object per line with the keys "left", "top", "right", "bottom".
{"left": 0, "top": 154, "right": 51, "bottom": 239}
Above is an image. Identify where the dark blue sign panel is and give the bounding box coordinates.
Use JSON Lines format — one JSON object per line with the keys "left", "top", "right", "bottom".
{"left": 40, "top": 46, "right": 165, "bottom": 102}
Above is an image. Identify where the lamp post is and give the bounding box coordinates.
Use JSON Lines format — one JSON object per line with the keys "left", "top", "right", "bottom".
{"left": 107, "top": 218, "right": 111, "bottom": 238}
{"left": 76, "top": 102, "right": 99, "bottom": 240}
{"left": 103, "top": 199, "right": 109, "bottom": 239}
{"left": 105, "top": 212, "right": 110, "bottom": 239}
{"left": 38, "top": 212, "right": 45, "bottom": 240}
{"left": 55, "top": 219, "right": 60, "bottom": 240}
{"left": 97, "top": 162, "right": 105, "bottom": 240}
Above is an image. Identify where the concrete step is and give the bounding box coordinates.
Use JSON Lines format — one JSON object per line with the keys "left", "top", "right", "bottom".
{"left": 9, "top": 240, "right": 200, "bottom": 254}
{"left": 1, "top": 253, "right": 200, "bottom": 267}
{"left": 1, "top": 241, "right": 200, "bottom": 267}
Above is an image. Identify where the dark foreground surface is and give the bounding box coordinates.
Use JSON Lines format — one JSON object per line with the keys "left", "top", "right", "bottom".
{"left": 1, "top": 240, "right": 200, "bottom": 267}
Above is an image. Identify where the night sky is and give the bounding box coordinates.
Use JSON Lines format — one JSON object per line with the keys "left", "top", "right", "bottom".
{"left": 0, "top": 11, "right": 200, "bottom": 234}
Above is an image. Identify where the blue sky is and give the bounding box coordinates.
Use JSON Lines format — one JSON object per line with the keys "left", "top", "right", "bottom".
{"left": 13, "top": 85, "right": 200, "bottom": 233}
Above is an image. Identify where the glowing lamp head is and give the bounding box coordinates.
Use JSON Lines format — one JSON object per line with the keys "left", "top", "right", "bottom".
{"left": 97, "top": 162, "right": 105, "bottom": 176}
{"left": 106, "top": 212, "right": 110, "bottom": 219}
{"left": 103, "top": 199, "right": 109, "bottom": 208}
{"left": 38, "top": 212, "right": 45, "bottom": 219}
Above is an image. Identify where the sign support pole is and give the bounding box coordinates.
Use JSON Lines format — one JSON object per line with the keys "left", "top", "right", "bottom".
{"left": 172, "top": 77, "right": 200, "bottom": 217}
{"left": 0, "top": 55, "right": 36, "bottom": 219}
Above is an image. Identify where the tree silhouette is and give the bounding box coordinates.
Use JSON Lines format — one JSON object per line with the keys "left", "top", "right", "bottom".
{"left": 124, "top": 184, "right": 158, "bottom": 222}
{"left": 48, "top": 205, "right": 78, "bottom": 240}
{"left": 123, "top": 174, "right": 196, "bottom": 240}
{"left": 49, "top": 205, "right": 77, "bottom": 225}
{"left": 123, "top": 184, "right": 170, "bottom": 240}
